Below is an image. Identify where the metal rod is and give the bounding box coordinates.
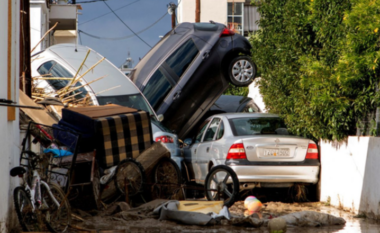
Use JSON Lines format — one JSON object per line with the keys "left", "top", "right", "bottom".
{"left": 0, "top": 103, "right": 44, "bottom": 109}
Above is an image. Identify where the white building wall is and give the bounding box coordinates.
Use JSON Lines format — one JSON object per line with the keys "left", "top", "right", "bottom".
{"left": 201, "top": 0, "right": 227, "bottom": 25}
{"left": 0, "top": 0, "right": 20, "bottom": 231}
{"left": 248, "top": 78, "right": 266, "bottom": 112}
{"left": 30, "top": 1, "right": 49, "bottom": 53}
{"left": 320, "top": 137, "right": 380, "bottom": 219}
{"left": 178, "top": 0, "right": 227, "bottom": 24}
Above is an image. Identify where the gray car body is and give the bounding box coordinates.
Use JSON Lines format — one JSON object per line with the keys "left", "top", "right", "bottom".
{"left": 130, "top": 22, "right": 252, "bottom": 139}
{"left": 183, "top": 113, "right": 320, "bottom": 189}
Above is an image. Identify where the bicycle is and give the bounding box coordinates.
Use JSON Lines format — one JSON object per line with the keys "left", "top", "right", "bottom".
{"left": 10, "top": 150, "right": 71, "bottom": 232}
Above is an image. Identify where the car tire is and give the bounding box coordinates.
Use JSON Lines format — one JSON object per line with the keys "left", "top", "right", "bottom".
{"left": 204, "top": 165, "right": 239, "bottom": 207}
{"left": 228, "top": 56, "right": 256, "bottom": 87}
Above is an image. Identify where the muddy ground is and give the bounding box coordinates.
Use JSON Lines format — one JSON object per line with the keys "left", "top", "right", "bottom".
{"left": 64, "top": 199, "right": 380, "bottom": 233}
{"left": 11, "top": 187, "right": 380, "bottom": 233}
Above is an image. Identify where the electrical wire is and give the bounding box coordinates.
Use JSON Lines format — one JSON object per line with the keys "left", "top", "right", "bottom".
{"left": 75, "top": 0, "right": 107, "bottom": 3}
{"left": 79, "top": 0, "right": 140, "bottom": 26}
{"left": 79, "top": 12, "right": 168, "bottom": 41}
{"left": 103, "top": 1, "right": 152, "bottom": 48}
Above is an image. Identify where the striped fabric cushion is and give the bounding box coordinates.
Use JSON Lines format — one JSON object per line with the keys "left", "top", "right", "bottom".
{"left": 96, "top": 111, "right": 152, "bottom": 168}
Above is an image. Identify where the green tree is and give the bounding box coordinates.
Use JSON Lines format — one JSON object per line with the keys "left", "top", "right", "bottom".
{"left": 250, "top": 0, "right": 380, "bottom": 141}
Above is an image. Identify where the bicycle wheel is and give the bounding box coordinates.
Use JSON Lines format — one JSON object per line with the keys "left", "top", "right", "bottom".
{"left": 152, "top": 157, "right": 182, "bottom": 200}
{"left": 115, "top": 159, "right": 145, "bottom": 197}
{"left": 204, "top": 165, "right": 239, "bottom": 207}
{"left": 41, "top": 182, "right": 71, "bottom": 232}
{"left": 14, "top": 186, "right": 43, "bottom": 231}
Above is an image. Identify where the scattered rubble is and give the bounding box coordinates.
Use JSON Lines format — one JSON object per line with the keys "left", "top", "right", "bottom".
{"left": 67, "top": 200, "right": 348, "bottom": 232}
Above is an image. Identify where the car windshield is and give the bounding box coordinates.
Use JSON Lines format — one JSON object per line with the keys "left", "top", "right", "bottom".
{"left": 37, "top": 60, "right": 91, "bottom": 103}
{"left": 97, "top": 94, "right": 155, "bottom": 117}
{"left": 230, "top": 117, "right": 289, "bottom": 136}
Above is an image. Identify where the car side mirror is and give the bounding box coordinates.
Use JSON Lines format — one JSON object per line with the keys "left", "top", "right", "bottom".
{"left": 157, "top": 114, "right": 164, "bottom": 122}
{"left": 183, "top": 138, "right": 193, "bottom": 148}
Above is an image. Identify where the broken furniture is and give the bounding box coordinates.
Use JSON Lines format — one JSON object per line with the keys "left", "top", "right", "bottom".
{"left": 53, "top": 104, "right": 182, "bottom": 207}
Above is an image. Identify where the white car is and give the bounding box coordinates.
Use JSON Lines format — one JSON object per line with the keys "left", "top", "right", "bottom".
{"left": 183, "top": 113, "right": 320, "bottom": 198}
{"left": 31, "top": 44, "right": 182, "bottom": 160}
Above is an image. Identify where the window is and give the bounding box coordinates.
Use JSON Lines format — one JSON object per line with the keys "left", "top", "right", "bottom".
{"left": 230, "top": 117, "right": 288, "bottom": 136}
{"left": 142, "top": 69, "right": 173, "bottom": 111}
{"left": 165, "top": 39, "right": 198, "bottom": 78}
{"left": 216, "top": 121, "right": 224, "bottom": 140}
{"left": 242, "top": 100, "right": 260, "bottom": 113}
{"left": 204, "top": 118, "right": 221, "bottom": 142}
{"left": 227, "top": 2, "right": 244, "bottom": 35}
{"left": 37, "top": 61, "right": 89, "bottom": 101}
{"left": 195, "top": 120, "right": 210, "bottom": 143}
{"left": 244, "top": 5, "right": 260, "bottom": 36}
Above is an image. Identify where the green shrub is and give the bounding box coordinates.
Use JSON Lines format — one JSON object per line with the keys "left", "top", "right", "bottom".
{"left": 250, "top": 0, "right": 380, "bottom": 141}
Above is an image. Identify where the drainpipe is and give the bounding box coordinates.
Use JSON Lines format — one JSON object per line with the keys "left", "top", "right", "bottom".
{"left": 20, "top": 0, "right": 31, "bottom": 97}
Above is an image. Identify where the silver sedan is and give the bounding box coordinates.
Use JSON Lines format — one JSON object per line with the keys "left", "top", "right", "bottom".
{"left": 183, "top": 113, "right": 320, "bottom": 192}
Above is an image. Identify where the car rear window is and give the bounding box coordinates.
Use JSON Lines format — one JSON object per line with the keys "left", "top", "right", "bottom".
{"left": 229, "top": 117, "right": 288, "bottom": 136}
{"left": 151, "top": 118, "right": 171, "bottom": 133}
{"left": 142, "top": 69, "right": 173, "bottom": 111}
{"left": 241, "top": 100, "right": 261, "bottom": 113}
{"left": 194, "top": 23, "right": 218, "bottom": 31}
{"left": 165, "top": 39, "right": 199, "bottom": 78}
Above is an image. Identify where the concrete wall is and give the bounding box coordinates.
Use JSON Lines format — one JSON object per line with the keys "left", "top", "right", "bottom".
{"left": 320, "top": 136, "right": 380, "bottom": 219}
{"left": 0, "top": 0, "right": 21, "bottom": 231}
{"left": 178, "top": 0, "right": 227, "bottom": 25}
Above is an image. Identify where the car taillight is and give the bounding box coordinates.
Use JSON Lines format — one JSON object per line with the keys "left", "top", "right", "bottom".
{"left": 155, "top": 135, "right": 174, "bottom": 143}
{"left": 226, "top": 143, "right": 247, "bottom": 160}
{"left": 220, "top": 28, "right": 235, "bottom": 37}
{"left": 306, "top": 142, "right": 319, "bottom": 159}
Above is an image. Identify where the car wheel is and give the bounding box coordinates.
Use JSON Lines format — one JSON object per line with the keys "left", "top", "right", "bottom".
{"left": 204, "top": 165, "right": 239, "bottom": 207}
{"left": 228, "top": 56, "right": 256, "bottom": 87}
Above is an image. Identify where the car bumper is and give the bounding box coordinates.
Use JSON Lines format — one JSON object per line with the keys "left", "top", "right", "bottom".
{"left": 229, "top": 165, "right": 320, "bottom": 185}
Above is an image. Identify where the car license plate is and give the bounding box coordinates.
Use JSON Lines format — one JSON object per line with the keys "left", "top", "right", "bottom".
{"left": 263, "top": 148, "right": 290, "bottom": 157}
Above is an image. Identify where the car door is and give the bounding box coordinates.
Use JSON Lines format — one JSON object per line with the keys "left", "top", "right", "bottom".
{"left": 195, "top": 117, "right": 222, "bottom": 183}
{"left": 158, "top": 37, "right": 208, "bottom": 133}
{"left": 183, "top": 119, "right": 210, "bottom": 182}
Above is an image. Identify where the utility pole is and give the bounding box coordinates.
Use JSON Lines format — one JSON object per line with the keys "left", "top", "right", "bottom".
{"left": 172, "top": 8, "right": 176, "bottom": 29}
{"left": 20, "top": 0, "right": 31, "bottom": 97}
{"left": 195, "top": 0, "right": 200, "bottom": 22}
{"left": 168, "top": 3, "right": 177, "bottom": 29}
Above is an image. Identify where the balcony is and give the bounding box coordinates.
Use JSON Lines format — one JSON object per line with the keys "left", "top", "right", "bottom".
{"left": 49, "top": 3, "right": 81, "bottom": 30}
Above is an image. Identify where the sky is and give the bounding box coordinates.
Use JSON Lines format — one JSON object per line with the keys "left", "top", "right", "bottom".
{"left": 77, "top": 0, "right": 175, "bottom": 68}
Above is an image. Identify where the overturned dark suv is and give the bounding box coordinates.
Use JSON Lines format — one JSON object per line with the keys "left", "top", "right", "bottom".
{"left": 130, "top": 22, "right": 256, "bottom": 139}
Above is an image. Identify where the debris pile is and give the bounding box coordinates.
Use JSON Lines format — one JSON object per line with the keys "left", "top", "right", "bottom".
{"left": 69, "top": 200, "right": 347, "bottom": 232}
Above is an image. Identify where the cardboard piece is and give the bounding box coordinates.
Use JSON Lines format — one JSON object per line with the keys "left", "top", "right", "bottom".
{"left": 178, "top": 201, "right": 224, "bottom": 214}
{"left": 19, "top": 91, "right": 57, "bottom": 126}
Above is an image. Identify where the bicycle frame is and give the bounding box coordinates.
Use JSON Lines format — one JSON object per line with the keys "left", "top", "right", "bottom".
{"left": 21, "top": 169, "right": 60, "bottom": 212}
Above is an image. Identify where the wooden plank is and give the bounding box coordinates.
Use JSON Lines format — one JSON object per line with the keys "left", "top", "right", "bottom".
{"left": 133, "top": 142, "right": 170, "bottom": 178}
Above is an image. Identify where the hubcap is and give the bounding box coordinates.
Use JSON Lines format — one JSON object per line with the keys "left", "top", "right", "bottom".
{"left": 232, "top": 59, "right": 254, "bottom": 83}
